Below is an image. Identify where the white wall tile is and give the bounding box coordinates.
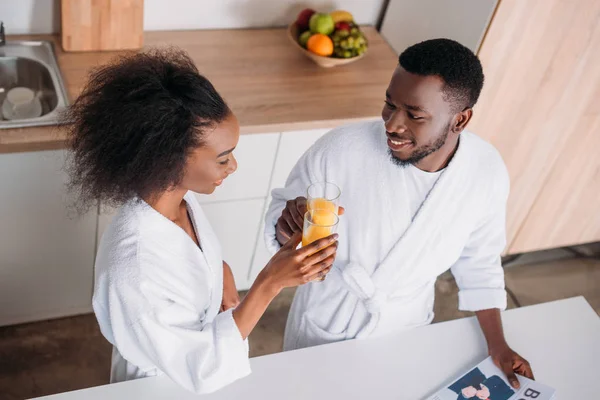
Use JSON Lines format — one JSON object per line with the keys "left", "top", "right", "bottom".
{"left": 196, "top": 133, "right": 280, "bottom": 204}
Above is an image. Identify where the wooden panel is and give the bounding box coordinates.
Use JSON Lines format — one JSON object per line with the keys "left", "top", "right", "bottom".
{"left": 469, "top": 0, "right": 600, "bottom": 252}
{"left": 510, "top": 93, "right": 600, "bottom": 253}
{"left": 61, "top": 0, "right": 144, "bottom": 52}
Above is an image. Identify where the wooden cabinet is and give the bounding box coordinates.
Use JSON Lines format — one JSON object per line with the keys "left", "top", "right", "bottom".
{"left": 0, "top": 151, "right": 97, "bottom": 326}
{"left": 470, "top": 0, "right": 600, "bottom": 253}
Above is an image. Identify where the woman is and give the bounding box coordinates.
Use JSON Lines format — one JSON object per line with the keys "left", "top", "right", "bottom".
{"left": 64, "top": 48, "right": 338, "bottom": 394}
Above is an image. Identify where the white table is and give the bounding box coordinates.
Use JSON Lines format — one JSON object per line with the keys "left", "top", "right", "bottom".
{"left": 34, "top": 297, "right": 600, "bottom": 399}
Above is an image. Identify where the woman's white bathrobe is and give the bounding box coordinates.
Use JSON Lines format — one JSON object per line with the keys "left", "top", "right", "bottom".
{"left": 93, "top": 192, "right": 250, "bottom": 394}
{"left": 265, "top": 121, "right": 510, "bottom": 351}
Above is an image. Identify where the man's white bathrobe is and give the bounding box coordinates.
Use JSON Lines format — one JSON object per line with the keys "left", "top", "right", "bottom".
{"left": 93, "top": 192, "right": 250, "bottom": 394}
{"left": 265, "top": 121, "right": 509, "bottom": 351}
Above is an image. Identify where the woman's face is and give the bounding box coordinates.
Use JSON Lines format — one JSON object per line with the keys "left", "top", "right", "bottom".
{"left": 182, "top": 112, "right": 240, "bottom": 195}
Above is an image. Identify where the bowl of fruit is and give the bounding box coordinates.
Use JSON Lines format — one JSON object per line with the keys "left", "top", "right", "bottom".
{"left": 288, "top": 9, "right": 368, "bottom": 68}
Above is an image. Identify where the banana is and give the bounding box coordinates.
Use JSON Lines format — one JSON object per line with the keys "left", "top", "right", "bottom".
{"left": 330, "top": 10, "right": 354, "bottom": 24}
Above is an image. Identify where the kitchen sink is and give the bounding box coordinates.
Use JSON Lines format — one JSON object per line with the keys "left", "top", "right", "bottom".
{"left": 0, "top": 41, "right": 69, "bottom": 129}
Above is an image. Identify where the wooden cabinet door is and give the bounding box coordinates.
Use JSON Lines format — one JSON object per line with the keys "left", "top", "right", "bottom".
{"left": 469, "top": 0, "right": 600, "bottom": 253}
{"left": 510, "top": 102, "right": 600, "bottom": 253}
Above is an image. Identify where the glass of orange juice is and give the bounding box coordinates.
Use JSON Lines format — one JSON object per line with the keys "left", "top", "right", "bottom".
{"left": 307, "top": 182, "right": 341, "bottom": 215}
{"left": 302, "top": 209, "right": 339, "bottom": 248}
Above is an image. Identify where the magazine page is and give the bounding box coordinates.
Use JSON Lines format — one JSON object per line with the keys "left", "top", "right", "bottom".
{"left": 426, "top": 357, "right": 555, "bottom": 400}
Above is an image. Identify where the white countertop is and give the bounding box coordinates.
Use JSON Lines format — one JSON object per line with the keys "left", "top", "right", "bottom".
{"left": 33, "top": 296, "right": 600, "bottom": 399}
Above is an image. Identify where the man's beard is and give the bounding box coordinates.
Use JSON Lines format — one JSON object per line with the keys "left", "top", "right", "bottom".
{"left": 389, "top": 125, "right": 450, "bottom": 168}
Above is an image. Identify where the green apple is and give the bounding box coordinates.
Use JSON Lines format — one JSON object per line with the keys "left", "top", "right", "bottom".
{"left": 298, "top": 31, "right": 313, "bottom": 48}
{"left": 309, "top": 13, "right": 335, "bottom": 35}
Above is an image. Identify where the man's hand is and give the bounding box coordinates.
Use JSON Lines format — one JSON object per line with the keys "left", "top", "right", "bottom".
{"left": 221, "top": 261, "right": 241, "bottom": 312}
{"left": 476, "top": 308, "right": 534, "bottom": 388}
{"left": 489, "top": 342, "right": 534, "bottom": 388}
{"left": 275, "top": 196, "right": 344, "bottom": 246}
{"left": 276, "top": 197, "right": 308, "bottom": 246}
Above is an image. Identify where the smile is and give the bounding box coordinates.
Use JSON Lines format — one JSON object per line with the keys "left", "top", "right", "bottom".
{"left": 387, "top": 137, "right": 414, "bottom": 151}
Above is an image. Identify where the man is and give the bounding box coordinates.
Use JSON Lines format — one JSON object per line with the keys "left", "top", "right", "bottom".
{"left": 264, "top": 39, "right": 534, "bottom": 388}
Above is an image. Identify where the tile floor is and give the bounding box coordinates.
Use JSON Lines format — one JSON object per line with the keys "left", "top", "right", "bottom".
{"left": 0, "top": 246, "right": 598, "bottom": 400}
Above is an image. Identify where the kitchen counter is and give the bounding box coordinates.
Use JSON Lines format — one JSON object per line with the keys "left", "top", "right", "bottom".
{"left": 32, "top": 297, "right": 600, "bottom": 399}
{"left": 1, "top": 27, "right": 397, "bottom": 154}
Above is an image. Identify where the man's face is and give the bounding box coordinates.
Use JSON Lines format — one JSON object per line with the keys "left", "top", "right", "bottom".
{"left": 381, "top": 66, "right": 457, "bottom": 167}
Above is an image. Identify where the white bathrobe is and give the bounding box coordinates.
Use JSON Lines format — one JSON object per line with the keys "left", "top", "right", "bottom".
{"left": 93, "top": 192, "right": 251, "bottom": 394}
{"left": 265, "top": 120, "right": 509, "bottom": 351}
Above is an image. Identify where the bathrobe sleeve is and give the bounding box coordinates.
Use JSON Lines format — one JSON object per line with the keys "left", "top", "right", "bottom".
{"left": 451, "top": 166, "right": 510, "bottom": 312}
{"left": 105, "top": 279, "right": 251, "bottom": 394}
{"left": 264, "top": 145, "right": 322, "bottom": 255}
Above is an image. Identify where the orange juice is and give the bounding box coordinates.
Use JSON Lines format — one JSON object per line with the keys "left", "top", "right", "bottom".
{"left": 302, "top": 209, "right": 338, "bottom": 247}
{"left": 308, "top": 197, "right": 337, "bottom": 214}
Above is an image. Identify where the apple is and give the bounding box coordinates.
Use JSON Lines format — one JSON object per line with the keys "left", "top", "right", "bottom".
{"left": 296, "top": 8, "right": 316, "bottom": 31}
{"left": 335, "top": 21, "right": 351, "bottom": 32}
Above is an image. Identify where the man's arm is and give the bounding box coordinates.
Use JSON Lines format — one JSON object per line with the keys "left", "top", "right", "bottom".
{"left": 476, "top": 308, "right": 534, "bottom": 388}
{"left": 452, "top": 159, "right": 533, "bottom": 388}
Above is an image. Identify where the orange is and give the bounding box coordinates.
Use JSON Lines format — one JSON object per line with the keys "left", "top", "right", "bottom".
{"left": 307, "top": 34, "right": 334, "bottom": 57}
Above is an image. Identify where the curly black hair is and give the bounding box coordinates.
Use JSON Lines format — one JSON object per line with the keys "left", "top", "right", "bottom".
{"left": 64, "top": 47, "right": 230, "bottom": 212}
{"left": 399, "top": 38, "right": 484, "bottom": 111}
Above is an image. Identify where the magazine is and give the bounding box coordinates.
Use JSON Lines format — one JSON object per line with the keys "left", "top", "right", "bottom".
{"left": 426, "top": 357, "right": 555, "bottom": 400}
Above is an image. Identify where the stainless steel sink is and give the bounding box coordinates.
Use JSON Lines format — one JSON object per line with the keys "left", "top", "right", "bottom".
{"left": 0, "top": 41, "right": 69, "bottom": 129}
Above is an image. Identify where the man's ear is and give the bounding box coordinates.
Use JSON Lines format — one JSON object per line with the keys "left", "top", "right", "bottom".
{"left": 453, "top": 107, "right": 473, "bottom": 133}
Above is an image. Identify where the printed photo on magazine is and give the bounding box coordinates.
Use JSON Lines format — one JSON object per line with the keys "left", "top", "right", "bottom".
{"left": 426, "top": 357, "right": 555, "bottom": 400}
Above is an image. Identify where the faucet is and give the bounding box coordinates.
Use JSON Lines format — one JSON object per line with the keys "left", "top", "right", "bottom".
{"left": 0, "top": 22, "right": 5, "bottom": 46}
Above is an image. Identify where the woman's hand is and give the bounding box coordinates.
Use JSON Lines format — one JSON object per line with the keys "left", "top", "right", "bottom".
{"left": 259, "top": 232, "right": 339, "bottom": 293}
{"left": 221, "top": 261, "right": 241, "bottom": 312}
{"left": 232, "top": 232, "right": 338, "bottom": 339}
